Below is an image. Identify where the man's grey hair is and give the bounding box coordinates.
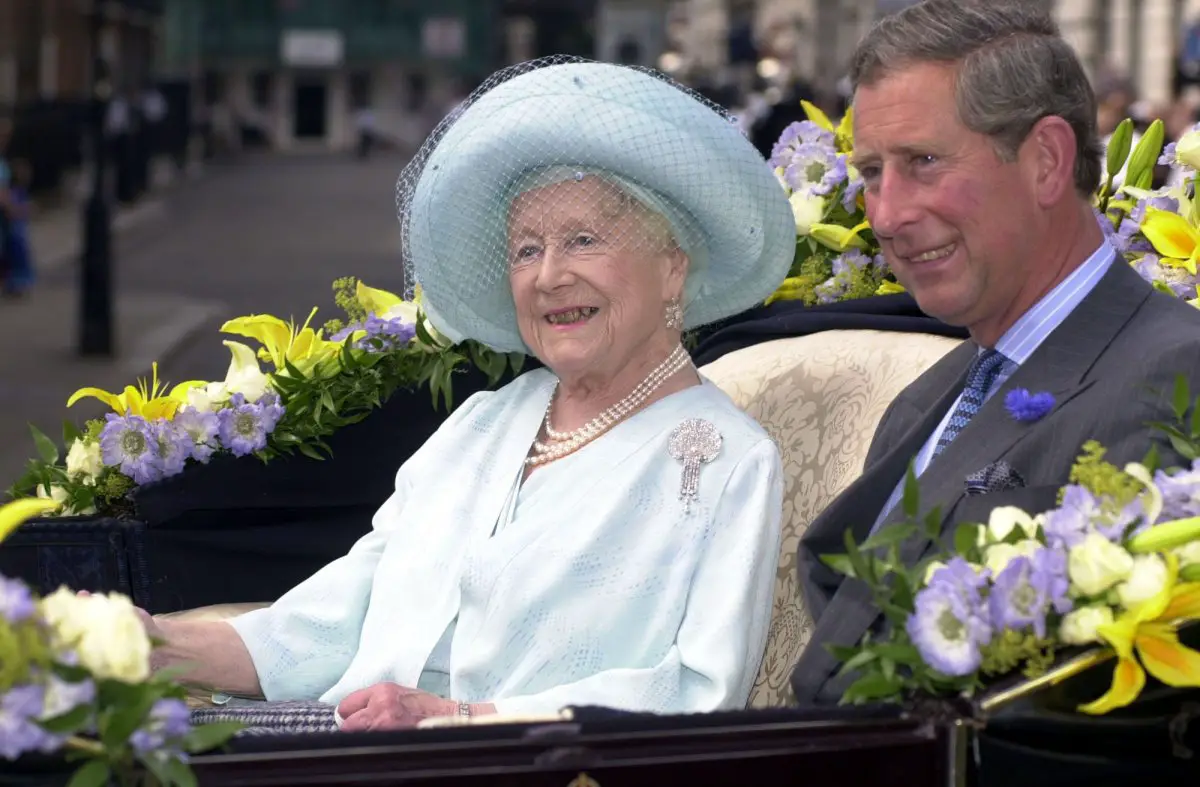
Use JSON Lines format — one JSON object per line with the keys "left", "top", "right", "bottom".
{"left": 851, "top": 0, "right": 1102, "bottom": 195}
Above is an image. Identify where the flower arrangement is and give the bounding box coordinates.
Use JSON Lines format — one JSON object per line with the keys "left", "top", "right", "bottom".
{"left": 824, "top": 377, "right": 1200, "bottom": 713}
{"left": 1096, "top": 117, "right": 1200, "bottom": 305}
{"left": 5, "top": 278, "right": 523, "bottom": 519}
{"left": 0, "top": 498, "right": 241, "bottom": 783}
{"left": 764, "top": 102, "right": 902, "bottom": 307}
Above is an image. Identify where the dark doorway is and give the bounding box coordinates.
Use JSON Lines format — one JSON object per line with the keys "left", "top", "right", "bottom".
{"left": 293, "top": 81, "right": 327, "bottom": 139}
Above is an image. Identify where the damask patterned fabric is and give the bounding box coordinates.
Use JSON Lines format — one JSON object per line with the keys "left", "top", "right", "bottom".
{"left": 699, "top": 330, "right": 962, "bottom": 707}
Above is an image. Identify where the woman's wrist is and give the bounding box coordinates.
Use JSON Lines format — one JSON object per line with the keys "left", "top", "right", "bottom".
{"left": 466, "top": 702, "right": 496, "bottom": 717}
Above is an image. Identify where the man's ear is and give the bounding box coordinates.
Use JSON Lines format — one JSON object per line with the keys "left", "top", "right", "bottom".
{"left": 1023, "top": 115, "right": 1077, "bottom": 208}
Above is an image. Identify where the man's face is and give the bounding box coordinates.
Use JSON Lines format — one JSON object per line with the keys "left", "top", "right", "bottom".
{"left": 852, "top": 62, "right": 1040, "bottom": 333}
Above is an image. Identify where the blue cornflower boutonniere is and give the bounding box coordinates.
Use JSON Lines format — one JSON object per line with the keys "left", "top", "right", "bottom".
{"left": 1004, "top": 388, "right": 1055, "bottom": 423}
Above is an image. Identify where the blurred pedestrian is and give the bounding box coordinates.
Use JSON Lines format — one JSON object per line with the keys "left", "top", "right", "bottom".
{"left": 2, "top": 159, "right": 35, "bottom": 297}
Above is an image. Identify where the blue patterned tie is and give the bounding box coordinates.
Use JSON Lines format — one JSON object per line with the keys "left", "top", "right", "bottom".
{"left": 933, "top": 349, "right": 1008, "bottom": 457}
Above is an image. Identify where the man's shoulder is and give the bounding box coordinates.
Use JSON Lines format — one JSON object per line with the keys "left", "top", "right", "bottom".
{"left": 1106, "top": 286, "right": 1200, "bottom": 366}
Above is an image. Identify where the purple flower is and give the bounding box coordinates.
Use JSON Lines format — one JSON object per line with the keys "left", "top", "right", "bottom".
{"left": 1042, "top": 485, "right": 1098, "bottom": 549}
{"left": 1004, "top": 389, "right": 1055, "bottom": 422}
{"left": 356, "top": 315, "right": 417, "bottom": 352}
{"left": 153, "top": 419, "right": 193, "bottom": 479}
{"left": 40, "top": 673, "right": 95, "bottom": 721}
{"left": 0, "top": 685, "right": 62, "bottom": 760}
{"left": 99, "top": 414, "right": 162, "bottom": 485}
{"left": 130, "top": 698, "right": 191, "bottom": 757}
{"left": 784, "top": 145, "right": 848, "bottom": 197}
{"left": 1159, "top": 141, "right": 1178, "bottom": 167}
{"left": 841, "top": 171, "right": 865, "bottom": 212}
{"left": 988, "top": 549, "right": 1072, "bottom": 639}
{"left": 1155, "top": 460, "right": 1200, "bottom": 520}
{"left": 1131, "top": 253, "right": 1200, "bottom": 298}
{"left": 174, "top": 407, "right": 220, "bottom": 464}
{"left": 769, "top": 121, "right": 835, "bottom": 168}
{"left": 0, "top": 576, "right": 34, "bottom": 622}
{"left": 217, "top": 393, "right": 284, "bottom": 457}
{"left": 907, "top": 558, "right": 993, "bottom": 676}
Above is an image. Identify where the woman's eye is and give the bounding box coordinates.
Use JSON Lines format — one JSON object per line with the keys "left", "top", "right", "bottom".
{"left": 570, "top": 234, "right": 598, "bottom": 248}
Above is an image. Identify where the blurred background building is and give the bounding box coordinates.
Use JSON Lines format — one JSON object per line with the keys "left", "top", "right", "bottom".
{"left": 7, "top": 0, "right": 1200, "bottom": 201}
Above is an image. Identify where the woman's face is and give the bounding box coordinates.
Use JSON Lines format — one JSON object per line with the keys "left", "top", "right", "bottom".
{"left": 507, "top": 176, "right": 688, "bottom": 384}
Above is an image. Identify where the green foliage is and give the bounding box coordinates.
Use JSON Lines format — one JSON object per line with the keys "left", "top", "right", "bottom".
{"left": 979, "top": 629, "right": 1057, "bottom": 679}
{"left": 1065, "top": 441, "right": 1143, "bottom": 507}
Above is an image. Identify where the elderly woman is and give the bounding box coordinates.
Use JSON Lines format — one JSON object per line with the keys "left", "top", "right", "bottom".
{"left": 167, "top": 58, "right": 795, "bottom": 734}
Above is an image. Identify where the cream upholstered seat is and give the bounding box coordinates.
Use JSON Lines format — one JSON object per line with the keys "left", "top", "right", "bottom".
{"left": 162, "top": 329, "right": 962, "bottom": 712}
{"left": 699, "top": 329, "right": 962, "bottom": 708}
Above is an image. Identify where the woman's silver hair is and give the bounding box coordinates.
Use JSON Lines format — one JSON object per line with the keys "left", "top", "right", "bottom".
{"left": 850, "top": 0, "right": 1102, "bottom": 195}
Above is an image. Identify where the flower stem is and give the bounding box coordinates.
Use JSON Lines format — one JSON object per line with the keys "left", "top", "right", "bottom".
{"left": 66, "top": 735, "right": 107, "bottom": 756}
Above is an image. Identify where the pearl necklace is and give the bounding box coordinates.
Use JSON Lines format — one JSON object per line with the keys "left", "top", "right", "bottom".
{"left": 527, "top": 344, "right": 692, "bottom": 467}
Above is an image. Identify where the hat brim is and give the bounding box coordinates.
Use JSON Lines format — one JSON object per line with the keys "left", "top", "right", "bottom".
{"left": 408, "top": 62, "right": 795, "bottom": 353}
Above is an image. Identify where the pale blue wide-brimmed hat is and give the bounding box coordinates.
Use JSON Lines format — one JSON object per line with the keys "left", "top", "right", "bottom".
{"left": 397, "top": 56, "right": 795, "bottom": 354}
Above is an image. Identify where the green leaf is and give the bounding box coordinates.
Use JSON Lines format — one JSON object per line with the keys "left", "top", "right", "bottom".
{"left": 100, "top": 691, "right": 156, "bottom": 749}
{"left": 820, "top": 553, "right": 856, "bottom": 579}
{"left": 39, "top": 702, "right": 94, "bottom": 734}
{"left": 860, "top": 523, "right": 917, "bottom": 551}
{"left": 65, "top": 760, "right": 111, "bottom": 787}
{"left": 1180, "top": 564, "right": 1200, "bottom": 582}
{"left": 891, "top": 571, "right": 915, "bottom": 614}
{"left": 320, "top": 390, "right": 337, "bottom": 415}
{"left": 1142, "top": 442, "right": 1162, "bottom": 475}
{"left": 954, "top": 523, "right": 979, "bottom": 556}
{"left": 841, "top": 671, "right": 904, "bottom": 704}
{"left": 1174, "top": 374, "right": 1191, "bottom": 422}
{"left": 297, "top": 443, "right": 326, "bottom": 461}
{"left": 871, "top": 642, "right": 923, "bottom": 666}
{"left": 1125, "top": 118, "right": 1165, "bottom": 189}
{"left": 1169, "top": 432, "right": 1199, "bottom": 462}
{"left": 62, "top": 419, "right": 83, "bottom": 447}
{"left": 1105, "top": 118, "right": 1134, "bottom": 179}
{"left": 843, "top": 529, "right": 873, "bottom": 586}
{"left": 185, "top": 721, "right": 245, "bottom": 753}
{"left": 833, "top": 647, "right": 878, "bottom": 676}
{"left": 901, "top": 462, "right": 920, "bottom": 518}
{"left": 30, "top": 424, "right": 59, "bottom": 465}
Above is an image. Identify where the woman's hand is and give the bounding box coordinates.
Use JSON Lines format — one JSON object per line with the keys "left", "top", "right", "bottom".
{"left": 336, "top": 683, "right": 460, "bottom": 731}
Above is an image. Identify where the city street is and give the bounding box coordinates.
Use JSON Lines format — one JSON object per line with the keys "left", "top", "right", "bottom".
{"left": 0, "top": 149, "right": 415, "bottom": 490}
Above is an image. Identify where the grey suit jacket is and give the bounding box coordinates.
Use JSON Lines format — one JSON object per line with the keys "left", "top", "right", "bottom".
{"left": 790, "top": 259, "right": 1200, "bottom": 705}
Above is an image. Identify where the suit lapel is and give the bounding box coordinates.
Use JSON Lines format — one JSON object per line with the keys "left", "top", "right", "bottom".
{"left": 891, "top": 258, "right": 1148, "bottom": 558}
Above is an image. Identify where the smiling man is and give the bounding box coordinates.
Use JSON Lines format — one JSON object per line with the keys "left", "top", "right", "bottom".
{"left": 790, "top": 0, "right": 1200, "bottom": 705}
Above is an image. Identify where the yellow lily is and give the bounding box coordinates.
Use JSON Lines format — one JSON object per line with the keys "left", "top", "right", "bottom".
{"left": 1079, "top": 554, "right": 1200, "bottom": 714}
{"left": 357, "top": 281, "right": 419, "bottom": 324}
{"left": 764, "top": 276, "right": 813, "bottom": 306}
{"left": 876, "top": 280, "right": 906, "bottom": 295}
{"left": 801, "top": 100, "right": 853, "bottom": 153}
{"left": 67, "top": 362, "right": 205, "bottom": 420}
{"left": 0, "top": 498, "right": 63, "bottom": 543}
{"left": 810, "top": 220, "right": 872, "bottom": 252}
{"left": 1139, "top": 207, "right": 1200, "bottom": 275}
{"left": 221, "top": 307, "right": 341, "bottom": 377}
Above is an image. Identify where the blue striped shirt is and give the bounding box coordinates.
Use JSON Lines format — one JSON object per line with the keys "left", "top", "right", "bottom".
{"left": 870, "top": 243, "right": 1115, "bottom": 531}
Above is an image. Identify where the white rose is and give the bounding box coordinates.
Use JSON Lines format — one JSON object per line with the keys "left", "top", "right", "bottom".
{"left": 1175, "top": 541, "right": 1200, "bottom": 567}
{"left": 1116, "top": 554, "right": 1170, "bottom": 609}
{"left": 1176, "top": 128, "right": 1200, "bottom": 170}
{"left": 381, "top": 301, "right": 419, "bottom": 324}
{"left": 39, "top": 588, "right": 151, "bottom": 683}
{"left": 1068, "top": 533, "right": 1135, "bottom": 596}
{"left": 984, "top": 539, "right": 1042, "bottom": 576}
{"left": 65, "top": 439, "right": 103, "bottom": 482}
{"left": 985, "top": 506, "right": 1039, "bottom": 543}
{"left": 186, "top": 381, "right": 229, "bottom": 413}
{"left": 36, "top": 484, "right": 69, "bottom": 506}
{"left": 1059, "top": 604, "right": 1116, "bottom": 645}
{"left": 789, "top": 191, "right": 827, "bottom": 234}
